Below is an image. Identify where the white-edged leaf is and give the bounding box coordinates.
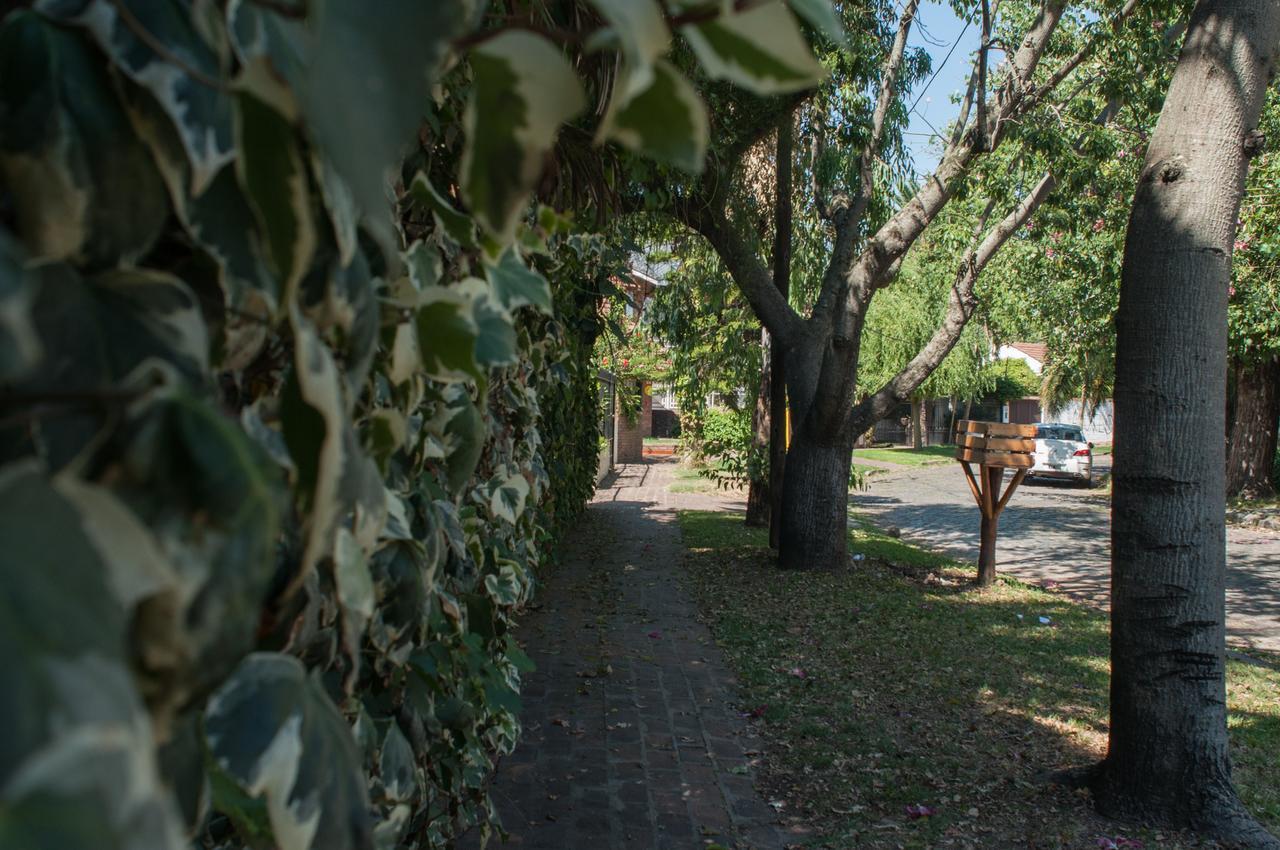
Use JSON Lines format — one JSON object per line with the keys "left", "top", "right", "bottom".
{"left": 489, "top": 470, "right": 530, "bottom": 525}
{"left": 585, "top": 0, "right": 670, "bottom": 98}
{"left": 484, "top": 247, "right": 553, "bottom": 315}
{"left": 789, "top": 0, "right": 847, "bottom": 48}
{"left": 203, "top": 653, "right": 372, "bottom": 850}
{"left": 462, "top": 32, "right": 586, "bottom": 241}
{"left": 38, "top": 0, "right": 236, "bottom": 194}
{"left": 680, "top": 1, "right": 827, "bottom": 95}
{"left": 598, "top": 60, "right": 709, "bottom": 173}
{"left": 233, "top": 66, "right": 315, "bottom": 305}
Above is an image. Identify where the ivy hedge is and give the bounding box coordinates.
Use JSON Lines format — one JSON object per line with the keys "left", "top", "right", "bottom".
{"left": 0, "top": 1, "right": 835, "bottom": 848}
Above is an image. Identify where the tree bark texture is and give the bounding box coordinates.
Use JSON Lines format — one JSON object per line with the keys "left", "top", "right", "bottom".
{"left": 746, "top": 330, "right": 771, "bottom": 527}
{"left": 1094, "top": 1, "right": 1280, "bottom": 844}
{"left": 769, "top": 109, "right": 794, "bottom": 549}
{"left": 777, "top": 423, "right": 856, "bottom": 570}
{"left": 1225, "top": 354, "right": 1279, "bottom": 500}
{"left": 911, "top": 398, "right": 924, "bottom": 449}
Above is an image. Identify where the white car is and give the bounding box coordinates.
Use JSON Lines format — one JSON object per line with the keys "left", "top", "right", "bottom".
{"left": 1029, "top": 423, "right": 1093, "bottom": 485}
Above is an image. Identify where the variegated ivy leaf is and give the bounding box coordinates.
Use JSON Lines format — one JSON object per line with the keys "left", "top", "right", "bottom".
{"left": 228, "top": 0, "right": 468, "bottom": 252}
{"left": 597, "top": 59, "right": 709, "bottom": 173}
{"left": 456, "top": 277, "right": 518, "bottom": 371}
{"left": 10, "top": 264, "right": 212, "bottom": 469}
{"left": 585, "top": 0, "right": 670, "bottom": 99}
{"left": 488, "top": 470, "right": 531, "bottom": 526}
{"left": 680, "top": 1, "right": 827, "bottom": 95}
{"left": 408, "top": 174, "right": 477, "bottom": 251}
{"left": 38, "top": 0, "right": 235, "bottom": 194}
{"left": 414, "top": 288, "right": 481, "bottom": 383}
{"left": 0, "top": 462, "right": 188, "bottom": 850}
{"left": 233, "top": 65, "right": 315, "bottom": 306}
{"left": 93, "top": 268, "right": 211, "bottom": 376}
{"left": 0, "top": 230, "right": 40, "bottom": 381}
{"left": 379, "top": 723, "right": 417, "bottom": 804}
{"left": 282, "top": 311, "right": 385, "bottom": 578}
{"left": 462, "top": 32, "right": 586, "bottom": 241}
{"left": 789, "top": 0, "right": 848, "bottom": 49}
{"left": 484, "top": 247, "right": 553, "bottom": 315}
{"left": 121, "top": 80, "right": 278, "bottom": 359}
{"left": 100, "top": 391, "right": 283, "bottom": 702}
{"left": 0, "top": 11, "right": 168, "bottom": 265}
{"left": 203, "top": 653, "right": 373, "bottom": 850}
{"left": 443, "top": 390, "right": 484, "bottom": 497}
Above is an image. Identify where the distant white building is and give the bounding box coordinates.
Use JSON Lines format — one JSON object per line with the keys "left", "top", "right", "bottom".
{"left": 996, "top": 341, "right": 1047, "bottom": 375}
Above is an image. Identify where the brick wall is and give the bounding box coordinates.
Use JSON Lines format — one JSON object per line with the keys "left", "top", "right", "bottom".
{"left": 615, "top": 382, "right": 652, "bottom": 463}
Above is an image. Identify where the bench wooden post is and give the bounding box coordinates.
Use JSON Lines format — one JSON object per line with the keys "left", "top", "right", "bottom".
{"left": 954, "top": 420, "right": 1035, "bottom": 586}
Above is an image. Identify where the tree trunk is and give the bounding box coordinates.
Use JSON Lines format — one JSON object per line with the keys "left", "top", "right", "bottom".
{"left": 777, "top": 424, "right": 856, "bottom": 570}
{"left": 1091, "top": 2, "right": 1280, "bottom": 844}
{"left": 911, "top": 398, "right": 924, "bottom": 449}
{"left": 768, "top": 108, "right": 794, "bottom": 550}
{"left": 746, "top": 329, "right": 771, "bottom": 527}
{"left": 976, "top": 466, "right": 1002, "bottom": 586}
{"left": 1225, "top": 354, "right": 1279, "bottom": 500}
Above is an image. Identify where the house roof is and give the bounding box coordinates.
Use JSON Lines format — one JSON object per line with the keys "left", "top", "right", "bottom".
{"left": 1006, "top": 342, "right": 1048, "bottom": 364}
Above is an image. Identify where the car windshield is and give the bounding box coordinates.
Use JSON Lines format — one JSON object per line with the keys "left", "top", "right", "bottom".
{"left": 1035, "top": 425, "right": 1086, "bottom": 442}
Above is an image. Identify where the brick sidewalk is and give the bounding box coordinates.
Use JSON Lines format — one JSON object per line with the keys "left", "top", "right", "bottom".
{"left": 475, "top": 461, "right": 786, "bottom": 849}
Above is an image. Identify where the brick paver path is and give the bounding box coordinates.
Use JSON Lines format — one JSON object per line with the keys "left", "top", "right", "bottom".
{"left": 479, "top": 460, "right": 785, "bottom": 849}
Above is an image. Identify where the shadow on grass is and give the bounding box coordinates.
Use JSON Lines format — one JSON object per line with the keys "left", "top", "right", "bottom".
{"left": 677, "top": 510, "right": 1280, "bottom": 849}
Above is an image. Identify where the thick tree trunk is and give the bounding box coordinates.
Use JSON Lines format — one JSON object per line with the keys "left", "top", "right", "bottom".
{"left": 1225, "top": 354, "right": 1279, "bottom": 500}
{"left": 911, "top": 398, "right": 924, "bottom": 449}
{"left": 1091, "top": 2, "right": 1280, "bottom": 845}
{"left": 768, "top": 109, "right": 794, "bottom": 550}
{"left": 777, "top": 424, "right": 856, "bottom": 570}
{"left": 746, "top": 330, "right": 771, "bottom": 527}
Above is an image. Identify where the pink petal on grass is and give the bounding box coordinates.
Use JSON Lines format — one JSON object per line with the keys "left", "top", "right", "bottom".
{"left": 788, "top": 667, "right": 807, "bottom": 679}
{"left": 647, "top": 630, "right": 661, "bottom": 639}
{"left": 904, "top": 804, "right": 936, "bottom": 819}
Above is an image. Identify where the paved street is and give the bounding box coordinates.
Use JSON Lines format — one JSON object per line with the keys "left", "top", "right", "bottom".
{"left": 853, "top": 457, "right": 1280, "bottom": 652}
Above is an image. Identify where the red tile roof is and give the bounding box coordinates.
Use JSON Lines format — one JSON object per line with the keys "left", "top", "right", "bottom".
{"left": 1008, "top": 342, "right": 1048, "bottom": 364}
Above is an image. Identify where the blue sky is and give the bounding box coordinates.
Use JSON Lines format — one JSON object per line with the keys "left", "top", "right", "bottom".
{"left": 901, "top": 1, "right": 982, "bottom": 175}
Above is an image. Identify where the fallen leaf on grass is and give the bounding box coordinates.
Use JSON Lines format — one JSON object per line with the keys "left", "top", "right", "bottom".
{"left": 648, "top": 630, "right": 662, "bottom": 639}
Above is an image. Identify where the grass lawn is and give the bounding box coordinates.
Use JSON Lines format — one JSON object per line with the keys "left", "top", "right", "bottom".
{"left": 667, "top": 464, "right": 722, "bottom": 494}
{"left": 1092, "top": 443, "right": 1114, "bottom": 456}
{"left": 855, "top": 445, "right": 956, "bottom": 467}
{"left": 677, "top": 511, "right": 1280, "bottom": 849}
{"left": 643, "top": 436, "right": 680, "bottom": 445}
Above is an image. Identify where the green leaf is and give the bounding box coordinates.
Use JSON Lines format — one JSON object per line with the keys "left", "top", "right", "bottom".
{"left": 204, "top": 653, "right": 373, "bottom": 850}
{"left": 39, "top": 0, "right": 235, "bottom": 193}
{"left": 233, "top": 79, "right": 315, "bottom": 304}
{"left": 489, "top": 471, "right": 530, "bottom": 525}
{"left": 0, "top": 463, "right": 188, "bottom": 850}
{"left": 788, "top": 0, "right": 847, "bottom": 48}
{"left": 443, "top": 394, "right": 484, "bottom": 497}
{"left": 680, "top": 1, "right": 827, "bottom": 95}
{"left": 123, "top": 82, "right": 279, "bottom": 345}
{"left": 462, "top": 32, "right": 586, "bottom": 241}
{"left": 0, "top": 11, "right": 167, "bottom": 264}
{"left": 585, "top": 0, "right": 670, "bottom": 99}
{"left": 598, "top": 60, "right": 709, "bottom": 172}
{"left": 229, "top": 0, "right": 467, "bottom": 251}
{"left": 414, "top": 288, "right": 481, "bottom": 382}
{"left": 408, "top": 174, "right": 477, "bottom": 250}
{"left": 283, "top": 312, "right": 385, "bottom": 576}
{"left": 0, "top": 230, "right": 40, "bottom": 381}
{"left": 484, "top": 247, "right": 553, "bottom": 315}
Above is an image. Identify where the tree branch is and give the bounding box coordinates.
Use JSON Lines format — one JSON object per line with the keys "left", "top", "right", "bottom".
{"left": 679, "top": 199, "right": 804, "bottom": 345}
{"left": 848, "top": 171, "right": 1057, "bottom": 433}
